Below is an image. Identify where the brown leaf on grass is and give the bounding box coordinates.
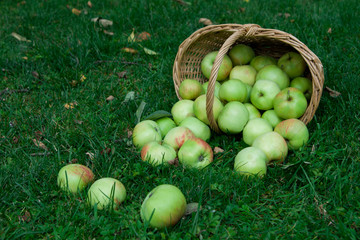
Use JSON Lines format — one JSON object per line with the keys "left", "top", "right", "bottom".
{"left": 70, "top": 158, "right": 78, "bottom": 164}
{"left": 325, "top": 86, "right": 341, "bottom": 97}
{"left": 122, "top": 47, "right": 138, "bottom": 54}
{"left": 106, "top": 95, "right": 115, "bottom": 101}
{"left": 32, "top": 139, "right": 48, "bottom": 151}
{"left": 17, "top": 1, "right": 26, "bottom": 6}
{"left": 18, "top": 211, "right": 31, "bottom": 222}
{"left": 327, "top": 28, "right": 332, "bottom": 34}
{"left": 239, "top": 7, "right": 246, "bottom": 13}
{"left": 64, "top": 102, "right": 78, "bottom": 109}
{"left": 127, "top": 128, "right": 133, "bottom": 138}
{"left": 284, "top": 13, "right": 291, "bottom": 18}
{"left": 117, "top": 71, "right": 127, "bottom": 79}
{"left": 87, "top": 1, "right": 93, "bottom": 8}
{"left": 34, "top": 130, "right": 43, "bottom": 140}
{"left": 184, "top": 202, "right": 200, "bottom": 216}
{"left": 214, "top": 147, "right": 224, "bottom": 154}
{"left": 86, "top": 152, "right": 95, "bottom": 160}
{"left": 91, "top": 18, "right": 113, "bottom": 28}
{"left": 136, "top": 32, "right": 151, "bottom": 41}
{"left": 74, "top": 119, "right": 83, "bottom": 125}
{"left": 12, "top": 136, "right": 19, "bottom": 144}
{"left": 32, "top": 71, "right": 39, "bottom": 79}
{"left": 199, "top": 18, "right": 213, "bottom": 26}
{"left": 103, "top": 30, "right": 114, "bottom": 36}
{"left": 11, "top": 32, "right": 31, "bottom": 42}
{"left": 72, "top": 8, "right": 81, "bottom": 16}
{"left": 128, "top": 29, "right": 136, "bottom": 43}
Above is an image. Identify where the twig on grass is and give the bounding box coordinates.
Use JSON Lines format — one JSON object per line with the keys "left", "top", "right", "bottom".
{"left": 0, "top": 88, "right": 30, "bottom": 97}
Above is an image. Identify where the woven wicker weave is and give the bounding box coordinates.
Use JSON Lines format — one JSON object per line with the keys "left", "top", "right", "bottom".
{"left": 173, "top": 24, "right": 324, "bottom": 133}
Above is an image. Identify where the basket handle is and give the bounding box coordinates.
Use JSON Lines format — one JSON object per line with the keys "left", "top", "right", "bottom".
{"left": 206, "top": 24, "right": 261, "bottom": 133}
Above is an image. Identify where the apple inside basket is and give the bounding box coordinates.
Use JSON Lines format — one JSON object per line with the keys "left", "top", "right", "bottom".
{"left": 173, "top": 24, "right": 324, "bottom": 133}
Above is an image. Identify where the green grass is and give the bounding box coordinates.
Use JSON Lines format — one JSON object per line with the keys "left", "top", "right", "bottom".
{"left": 1, "top": 0, "right": 360, "bottom": 239}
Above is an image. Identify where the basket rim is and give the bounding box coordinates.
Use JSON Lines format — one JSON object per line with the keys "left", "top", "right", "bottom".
{"left": 173, "top": 23, "right": 324, "bottom": 132}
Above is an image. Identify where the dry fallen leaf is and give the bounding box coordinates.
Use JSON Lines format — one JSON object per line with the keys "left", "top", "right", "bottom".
{"left": 214, "top": 147, "right": 224, "bottom": 154}
{"left": 143, "top": 47, "right": 159, "bottom": 55}
{"left": 103, "top": 30, "right": 114, "bottom": 36}
{"left": 80, "top": 74, "right": 86, "bottom": 82}
{"left": 136, "top": 32, "right": 151, "bottom": 41}
{"left": 18, "top": 211, "right": 31, "bottom": 223}
{"left": 87, "top": 1, "right": 93, "bottom": 8}
{"left": 185, "top": 202, "right": 200, "bottom": 215}
{"left": 32, "top": 139, "right": 48, "bottom": 151}
{"left": 91, "top": 18, "right": 113, "bottom": 28}
{"left": 72, "top": 8, "right": 81, "bottom": 16}
{"left": 327, "top": 28, "right": 332, "bottom": 34}
{"left": 117, "top": 71, "right": 127, "bottom": 79}
{"left": 64, "top": 102, "right": 78, "bottom": 109}
{"left": 11, "top": 32, "right": 31, "bottom": 42}
{"left": 122, "top": 47, "right": 138, "bottom": 54}
{"left": 239, "top": 7, "right": 246, "bottom": 13}
{"left": 106, "top": 95, "right": 115, "bottom": 101}
{"left": 86, "top": 152, "right": 95, "bottom": 160}
{"left": 128, "top": 29, "right": 136, "bottom": 43}
{"left": 284, "top": 13, "right": 291, "bottom": 18}
{"left": 199, "top": 18, "right": 213, "bottom": 26}
{"left": 325, "top": 86, "right": 341, "bottom": 97}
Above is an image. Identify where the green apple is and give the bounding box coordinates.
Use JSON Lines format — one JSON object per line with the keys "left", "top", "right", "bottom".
{"left": 261, "top": 109, "right": 284, "bottom": 128}
{"left": 234, "top": 147, "right": 268, "bottom": 177}
{"left": 132, "top": 120, "right": 162, "bottom": 149}
{"left": 57, "top": 164, "right": 95, "bottom": 194}
{"left": 141, "top": 141, "right": 177, "bottom": 166}
{"left": 274, "top": 118, "right": 309, "bottom": 150}
{"left": 87, "top": 178, "right": 126, "bottom": 210}
{"left": 250, "top": 55, "right": 277, "bottom": 71}
{"left": 228, "top": 44, "right": 255, "bottom": 65}
{"left": 163, "top": 126, "right": 196, "bottom": 151}
{"left": 156, "top": 117, "right": 176, "bottom": 137}
{"left": 250, "top": 80, "right": 281, "bottom": 110}
{"left": 255, "top": 64, "right": 290, "bottom": 90}
{"left": 201, "top": 51, "right": 233, "bottom": 81}
{"left": 202, "top": 81, "right": 221, "bottom": 99}
{"left": 252, "top": 131, "right": 288, "bottom": 164}
{"left": 179, "top": 79, "right": 204, "bottom": 100}
{"left": 178, "top": 137, "right": 213, "bottom": 169}
{"left": 219, "top": 79, "right": 248, "bottom": 103}
{"left": 171, "top": 99, "right": 195, "bottom": 125}
{"left": 193, "top": 94, "right": 224, "bottom": 125}
{"left": 244, "top": 103, "right": 261, "bottom": 120}
{"left": 179, "top": 116, "right": 211, "bottom": 142}
{"left": 141, "top": 184, "right": 187, "bottom": 229}
{"left": 243, "top": 118, "right": 273, "bottom": 145}
{"left": 277, "top": 52, "right": 307, "bottom": 79}
{"left": 229, "top": 65, "right": 257, "bottom": 86}
{"left": 273, "top": 87, "right": 308, "bottom": 119}
{"left": 217, "top": 101, "right": 249, "bottom": 134}
{"left": 290, "top": 77, "right": 312, "bottom": 101}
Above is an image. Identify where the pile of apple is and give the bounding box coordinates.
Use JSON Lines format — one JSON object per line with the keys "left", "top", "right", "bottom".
{"left": 133, "top": 44, "right": 312, "bottom": 177}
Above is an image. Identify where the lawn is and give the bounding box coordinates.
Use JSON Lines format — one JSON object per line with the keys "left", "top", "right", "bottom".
{"left": 1, "top": 0, "right": 359, "bottom": 239}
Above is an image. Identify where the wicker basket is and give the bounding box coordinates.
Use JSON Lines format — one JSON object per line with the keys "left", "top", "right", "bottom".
{"left": 173, "top": 24, "right": 324, "bottom": 133}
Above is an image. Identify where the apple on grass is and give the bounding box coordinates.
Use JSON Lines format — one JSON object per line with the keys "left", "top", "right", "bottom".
{"left": 87, "top": 178, "right": 126, "bottom": 210}
{"left": 250, "top": 55, "right": 277, "bottom": 71}
{"left": 252, "top": 131, "right": 288, "bottom": 164}
{"left": 219, "top": 79, "right": 248, "bottom": 103}
{"left": 255, "top": 64, "right": 290, "bottom": 90}
{"left": 234, "top": 147, "right": 268, "bottom": 177}
{"left": 261, "top": 109, "right": 284, "bottom": 128}
{"left": 250, "top": 80, "right": 281, "bottom": 110}
{"left": 132, "top": 120, "right": 162, "bottom": 150}
{"left": 171, "top": 99, "right": 195, "bottom": 125}
{"left": 274, "top": 118, "right": 309, "bottom": 150}
{"left": 141, "top": 184, "right": 187, "bottom": 229}
{"left": 179, "top": 79, "right": 204, "bottom": 100}
{"left": 201, "top": 51, "right": 233, "bottom": 81}
{"left": 244, "top": 103, "right": 261, "bottom": 120}
{"left": 141, "top": 141, "right": 177, "bottom": 166}
{"left": 273, "top": 87, "right": 308, "bottom": 119}
{"left": 163, "top": 126, "right": 196, "bottom": 151}
{"left": 277, "top": 52, "right": 307, "bottom": 79}
{"left": 156, "top": 117, "right": 176, "bottom": 137}
{"left": 179, "top": 116, "right": 211, "bottom": 142}
{"left": 217, "top": 101, "right": 249, "bottom": 134}
{"left": 229, "top": 44, "right": 255, "bottom": 65}
{"left": 229, "top": 65, "right": 257, "bottom": 86}
{"left": 202, "top": 81, "right": 221, "bottom": 99}
{"left": 178, "top": 137, "right": 213, "bottom": 169}
{"left": 193, "top": 94, "right": 224, "bottom": 125}
{"left": 290, "top": 77, "right": 312, "bottom": 101}
{"left": 57, "top": 164, "right": 94, "bottom": 194}
{"left": 243, "top": 118, "right": 273, "bottom": 146}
